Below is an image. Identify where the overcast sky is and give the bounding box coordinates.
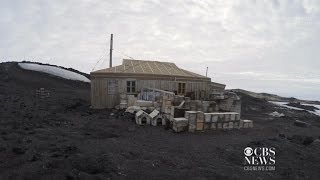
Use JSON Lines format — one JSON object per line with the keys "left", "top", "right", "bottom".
{"left": 1, "top": 0, "right": 320, "bottom": 100}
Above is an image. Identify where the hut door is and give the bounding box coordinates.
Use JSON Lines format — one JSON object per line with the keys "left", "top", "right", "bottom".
{"left": 107, "top": 79, "right": 118, "bottom": 108}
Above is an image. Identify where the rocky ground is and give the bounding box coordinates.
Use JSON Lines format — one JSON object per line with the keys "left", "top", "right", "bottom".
{"left": 1, "top": 62, "right": 320, "bottom": 180}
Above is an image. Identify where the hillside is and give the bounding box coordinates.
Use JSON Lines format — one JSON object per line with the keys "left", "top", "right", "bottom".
{"left": 231, "top": 89, "right": 320, "bottom": 105}
{"left": 0, "top": 62, "right": 320, "bottom": 179}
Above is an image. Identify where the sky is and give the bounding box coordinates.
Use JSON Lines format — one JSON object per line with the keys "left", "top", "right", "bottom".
{"left": 1, "top": 0, "right": 320, "bottom": 100}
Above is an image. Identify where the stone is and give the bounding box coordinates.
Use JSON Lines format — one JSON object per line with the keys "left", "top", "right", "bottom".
{"left": 293, "top": 120, "right": 311, "bottom": 128}
{"left": 12, "top": 147, "right": 25, "bottom": 154}
{"left": 269, "top": 111, "right": 285, "bottom": 118}
{"left": 312, "top": 139, "right": 320, "bottom": 146}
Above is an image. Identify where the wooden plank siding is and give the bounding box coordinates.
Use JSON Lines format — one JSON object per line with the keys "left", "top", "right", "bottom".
{"left": 91, "top": 76, "right": 211, "bottom": 109}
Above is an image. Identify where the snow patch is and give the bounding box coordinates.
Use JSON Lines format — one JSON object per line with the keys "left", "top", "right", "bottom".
{"left": 301, "top": 103, "right": 320, "bottom": 116}
{"left": 18, "top": 63, "right": 90, "bottom": 83}
{"left": 269, "top": 101, "right": 320, "bottom": 116}
{"left": 269, "top": 101, "right": 304, "bottom": 111}
{"left": 269, "top": 111, "right": 285, "bottom": 117}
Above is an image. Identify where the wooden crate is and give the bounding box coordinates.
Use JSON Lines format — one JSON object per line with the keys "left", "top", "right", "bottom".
{"left": 204, "top": 123, "right": 211, "bottom": 130}
{"left": 211, "top": 114, "right": 218, "bottom": 123}
{"left": 204, "top": 113, "right": 212, "bottom": 123}
{"left": 196, "top": 112, "right": 204, "bottom": 123}
{"left": 196, "top": 122, "right": 204, "bottom": 131}
{"left": 211, "top": 123, "right": 217, "bottom": 130}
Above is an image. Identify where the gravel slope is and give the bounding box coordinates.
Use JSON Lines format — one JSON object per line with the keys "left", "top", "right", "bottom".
{"left": 1, "top": 62, "right": 320, "bottom": 180}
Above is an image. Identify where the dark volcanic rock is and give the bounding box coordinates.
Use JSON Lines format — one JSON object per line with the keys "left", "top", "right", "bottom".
{"left": 12, "top": 147, "right": 26, "bottom": 154}
{"left": 294, "top": 120, "right": 311, "bottom": 128}
{"left": 290, "top": 135, "right": 314, "bottom": 146}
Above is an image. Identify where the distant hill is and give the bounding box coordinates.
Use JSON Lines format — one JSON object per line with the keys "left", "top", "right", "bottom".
{"left": 0, "top": 61, "right": 90, "bottom": 91}
{"left": 230, "top": 89, "right": 320, "bottom": 105}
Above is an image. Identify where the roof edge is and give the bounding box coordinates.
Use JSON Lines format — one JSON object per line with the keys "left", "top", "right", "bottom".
{"left": 90, "top": 72, "right": 211, "bottom": 81}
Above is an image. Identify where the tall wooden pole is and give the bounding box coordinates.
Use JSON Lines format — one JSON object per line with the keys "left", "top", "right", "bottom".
{"left": 206, "top": 67, "right": 208, "bottom": 77}
{"left": 109, "top": 34, "right": 113, "bottom": 68}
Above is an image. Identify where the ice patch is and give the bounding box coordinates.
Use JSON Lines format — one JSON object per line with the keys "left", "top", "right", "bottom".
{"left": 19, "top": 63, "right": 90, "bottom": 83}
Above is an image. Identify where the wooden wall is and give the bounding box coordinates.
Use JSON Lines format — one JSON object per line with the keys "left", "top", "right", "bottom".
{"left": 91, "top": 76, "right": 210, "bottom": 109}
{"left": 91, "top": 77, "right": 119, "bottom": 109}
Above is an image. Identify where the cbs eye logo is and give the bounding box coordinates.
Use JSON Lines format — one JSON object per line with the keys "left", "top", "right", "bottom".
{"left": 244, "top": 147, "right": 253, "bottom": 156}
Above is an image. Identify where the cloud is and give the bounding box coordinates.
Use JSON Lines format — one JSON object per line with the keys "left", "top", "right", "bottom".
{"left": 0, "top": 0, "right": 319, "bottom": 99}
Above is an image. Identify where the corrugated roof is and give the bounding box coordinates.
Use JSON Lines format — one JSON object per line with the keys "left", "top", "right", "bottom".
{"left": 91, "top": 59, "right": 209, "bottom": 79}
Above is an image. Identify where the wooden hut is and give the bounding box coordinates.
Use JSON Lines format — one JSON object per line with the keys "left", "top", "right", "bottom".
{"left": 90, "top": 59, "right": 225, "bottom": 109}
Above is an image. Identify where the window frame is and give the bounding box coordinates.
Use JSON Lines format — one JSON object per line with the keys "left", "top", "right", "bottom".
{"left": 126, "top": 80, "right": 136, "bottom": 93}
{"left": 178, "top": 82, "right": 186, "bottom": 95}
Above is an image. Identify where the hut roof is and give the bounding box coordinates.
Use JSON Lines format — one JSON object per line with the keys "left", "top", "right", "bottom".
{"left": 91, "top": 59, "right": 209, "bottom": 80}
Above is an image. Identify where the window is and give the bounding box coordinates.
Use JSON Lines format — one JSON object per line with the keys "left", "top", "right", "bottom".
{"left": 127, "top": 80, "right": 136, "bottom": 93}
{"left": 178, "top": 83, "right": 186, "bottom": 94}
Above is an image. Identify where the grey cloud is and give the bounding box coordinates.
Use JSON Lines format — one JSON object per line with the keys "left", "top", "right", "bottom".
{"left": 0, "top": 0, "right": 319, "bottom": 99}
